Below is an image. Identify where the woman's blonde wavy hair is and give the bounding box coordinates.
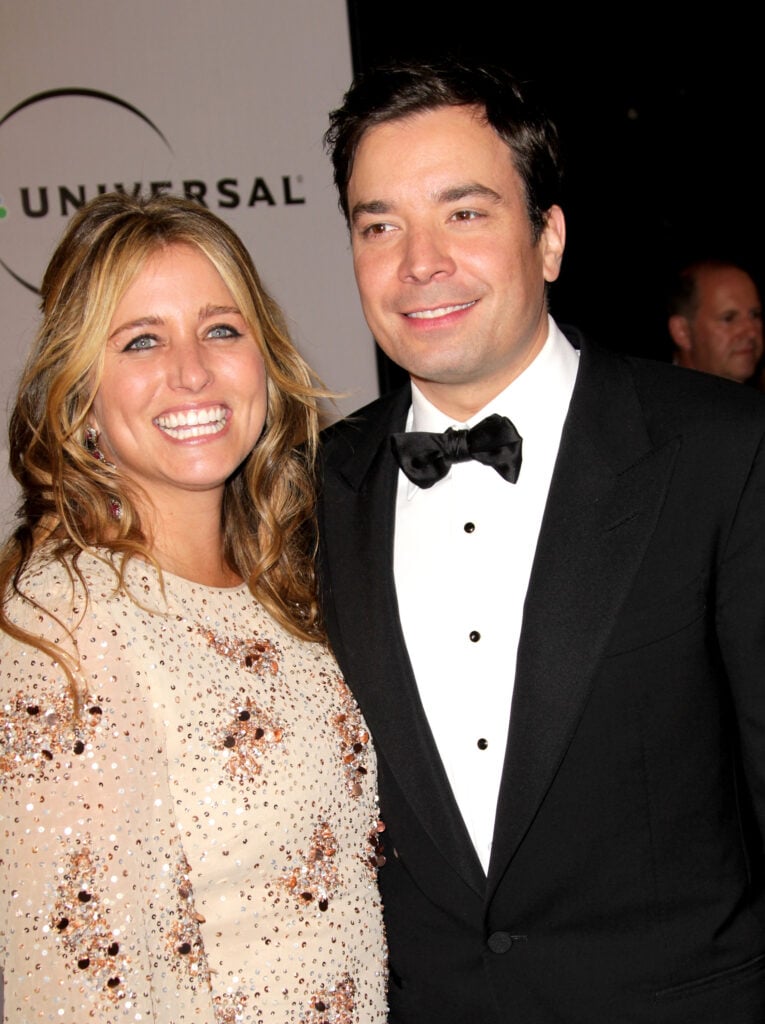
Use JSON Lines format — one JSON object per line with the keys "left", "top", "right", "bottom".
{"left": 0, "top": 191, "right": 333, "bottom": 678}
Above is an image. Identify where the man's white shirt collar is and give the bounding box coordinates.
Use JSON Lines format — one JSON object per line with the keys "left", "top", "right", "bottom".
{"left": 402, "top": 315, "right": 580, "bottom": 499}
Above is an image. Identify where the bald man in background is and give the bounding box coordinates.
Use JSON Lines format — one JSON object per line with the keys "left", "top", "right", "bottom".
{"left": 668, "top": 258, "right": 763, "bottom": 383}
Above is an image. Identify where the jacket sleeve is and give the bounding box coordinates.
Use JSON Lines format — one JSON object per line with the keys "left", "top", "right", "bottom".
{"left": 716, "top": 427, "right": 765, "bottom": 869}
{"left": 0, "top": 570, "right": 216, "bottom": 1023}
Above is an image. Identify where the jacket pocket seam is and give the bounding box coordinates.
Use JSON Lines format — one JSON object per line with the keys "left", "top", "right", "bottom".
{"left": 655, "top": 952, "right": 765, "bottom": 1001}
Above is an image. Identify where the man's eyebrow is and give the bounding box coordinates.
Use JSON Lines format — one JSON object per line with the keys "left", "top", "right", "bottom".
{"left": 350, "top": 199, "right": 391, "bottom": 224}
{"left": 436, "top": 182, "right": 502, "bottom": 204}
{"left": 350, "top": 183, "right": 502, "bottom": 225}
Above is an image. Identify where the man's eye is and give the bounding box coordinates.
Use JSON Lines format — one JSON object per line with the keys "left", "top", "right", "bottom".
{"left": 362, "top": 223, "right": 392, "bottom": 237}
{"left": 124, "top": 334, "right": 156, "bottom": 351}
{"left": 451, "top": 209, "right": 481, "bottom": 222}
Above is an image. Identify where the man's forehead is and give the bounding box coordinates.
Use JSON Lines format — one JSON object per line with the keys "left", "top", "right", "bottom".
{"left": 698, "top": 268, "right": 758, "bottom": 302}
{"left": 349, "top": 105, "right": 512, "bottom": 189}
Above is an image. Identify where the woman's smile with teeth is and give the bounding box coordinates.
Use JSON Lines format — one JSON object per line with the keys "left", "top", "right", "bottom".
{"left": 154, "top": 405, "right": 228, "bottom": 439}
{"left": 406, "top": 300, "right": 476, "bottom": 319}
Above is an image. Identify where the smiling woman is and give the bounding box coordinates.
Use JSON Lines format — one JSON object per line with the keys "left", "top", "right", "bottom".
{"left": 0, "top": 193, "right": 388, "bottom": 1023}
{"left": 92, "top": 243, "right": 270, "bottom": 557}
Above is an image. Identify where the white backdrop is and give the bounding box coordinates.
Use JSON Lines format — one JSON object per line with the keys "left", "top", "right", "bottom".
{"left": 0, "top": 0, "right": 378, "bottom": 522}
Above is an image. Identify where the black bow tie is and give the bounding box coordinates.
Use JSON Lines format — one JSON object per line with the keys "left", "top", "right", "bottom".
{"left": 390, "top": 413, "right": 522, "bottom": 489}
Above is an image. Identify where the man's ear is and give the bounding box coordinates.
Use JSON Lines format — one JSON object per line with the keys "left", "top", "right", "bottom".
{"left": 541, "top": 205, "right": 565, "bottom": 284}
{"left": 668, "top": 314, "right": 692, "bottom": 351}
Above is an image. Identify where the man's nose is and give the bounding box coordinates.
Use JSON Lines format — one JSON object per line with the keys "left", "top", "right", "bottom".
{"left": 399, "top": 227, "right": 456, "bottom": 284}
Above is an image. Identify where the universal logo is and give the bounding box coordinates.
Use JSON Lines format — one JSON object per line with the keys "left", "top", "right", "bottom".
{"left": 0, "top": 88, "right": 306, "bottom": 294}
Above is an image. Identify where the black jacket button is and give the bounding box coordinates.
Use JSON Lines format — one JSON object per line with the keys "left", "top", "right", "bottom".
{"left": 487, "top": 931, "right": 514, "bottom": 954}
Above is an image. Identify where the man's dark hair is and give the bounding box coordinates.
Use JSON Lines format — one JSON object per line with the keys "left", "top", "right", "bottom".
{"left": 324, "top": 59, "right": 564, "bottom": 241}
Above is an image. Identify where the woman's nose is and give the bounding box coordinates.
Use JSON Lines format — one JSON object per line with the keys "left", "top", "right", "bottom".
{"left": 169, "top": 338, "right": 212, "bottom": 391}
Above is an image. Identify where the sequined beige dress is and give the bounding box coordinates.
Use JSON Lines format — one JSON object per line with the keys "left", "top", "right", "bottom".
{"left": 0, "top": 549, "right": 387, "bottom": 1023}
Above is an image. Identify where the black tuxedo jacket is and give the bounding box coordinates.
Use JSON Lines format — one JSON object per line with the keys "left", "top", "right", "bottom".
{"left": 317, "top": 334, "right": 765, "bottom": 1023}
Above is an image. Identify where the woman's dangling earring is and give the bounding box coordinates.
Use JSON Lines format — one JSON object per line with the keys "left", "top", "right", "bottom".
{"left": 108, "top": 497, "right": 123, "bottom": 521}
{"left": 84, "top": 425, "right": 109, "bottom": 464}
{"left": 84, "top": 425, "right": 122, "bottom": 520}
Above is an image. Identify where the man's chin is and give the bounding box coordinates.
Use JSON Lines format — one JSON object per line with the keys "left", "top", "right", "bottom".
{"left": 723, "top": 356, "right": 759, "bottom": 383}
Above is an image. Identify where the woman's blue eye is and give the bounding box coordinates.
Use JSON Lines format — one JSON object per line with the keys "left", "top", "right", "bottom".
{"left": 124, "top": 335, "right": 156, "bottom": 351}
{"left": 208, "top": 324, "right": 242, "bottom": 338}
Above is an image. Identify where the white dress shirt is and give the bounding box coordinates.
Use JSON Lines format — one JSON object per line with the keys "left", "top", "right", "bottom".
{"left": 393, "top": 316, "right": 580, "bottom": 871}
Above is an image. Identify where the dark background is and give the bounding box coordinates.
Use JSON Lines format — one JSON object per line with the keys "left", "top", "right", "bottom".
{"left": 344, "top": 2, "right": 763, "bottom": 393}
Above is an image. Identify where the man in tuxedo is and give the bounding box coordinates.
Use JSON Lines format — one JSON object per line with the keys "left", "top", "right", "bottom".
{"left": 317, "top": 60, "right": 765, "bottom": 1023}
{"left": 667, "top": 258, "right": 763, "bottom": 383}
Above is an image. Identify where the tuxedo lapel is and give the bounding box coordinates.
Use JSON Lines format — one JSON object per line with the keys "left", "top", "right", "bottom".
{"left": 320, "top": 387, "right": 486, "bottom": 893}
{"left": 487, "top": 343, "right": 680, "bottom": 893}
